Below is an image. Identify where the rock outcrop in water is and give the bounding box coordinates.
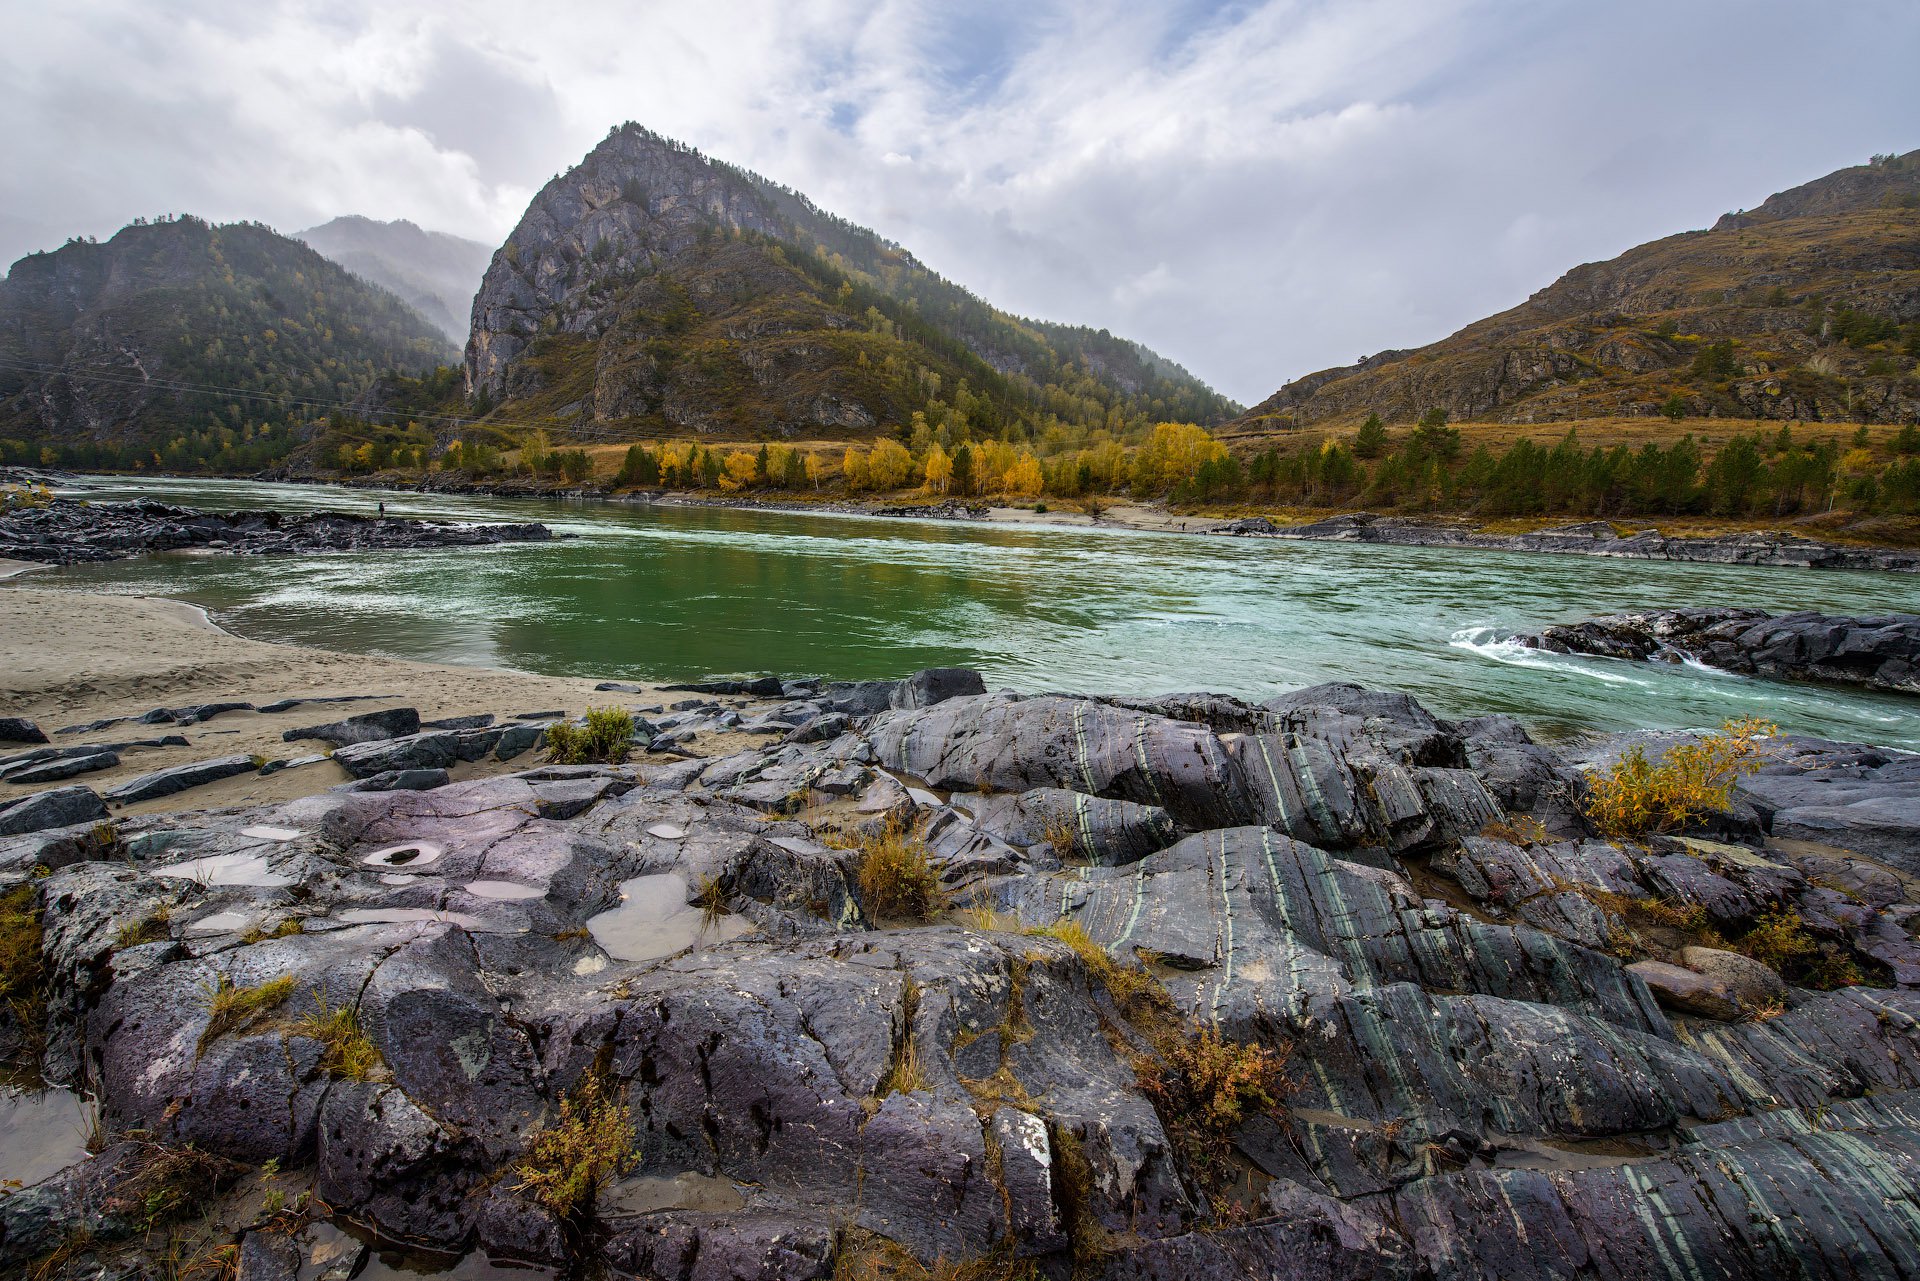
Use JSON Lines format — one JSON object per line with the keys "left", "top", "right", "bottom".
{"left": 4, "top": 673, "right": 1920, "bottom": 1279}
{"left": 1518, "top": 607, "right": 1920, "bottom": 695}
{"left": 0, "top": 497, "right": 555, "bottom": 565}
{"left": 1216, "top": 511, "right": 1920, "bottom": 572}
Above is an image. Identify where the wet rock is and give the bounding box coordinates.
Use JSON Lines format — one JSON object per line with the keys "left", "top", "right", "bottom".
{"left": 890, "top": 666, "right": 987, "bottom": 709}
{"left": 103, "top": 754, "right": 257, "bottom": 803}
{"left": 331, "top": 730, "right": 462, "bottom": 778}
{"left": 1680, "top": 945, "right": 1789, "bottom": 1008}
{"left": 342, "top": 768, "right": 451, "bottom": 792}
{"left": 0, "top": 716, "right": 47, "bottom": 744}
{"left": 960, "top": 787, "right": 1179, "bottom": 865}
{"left": 0, "top": 496, "right": 556, "bottom": 565}
{"left": 2, "top": 749, "right": 118, "bottom": 784}
{"left": 1520, "top": 607, "right": 1920, "bottom": 695}
{"left": 283, "top": 706, "right": 422, "bottom": 746}
{"left": 1627, "top": 959, "right": 1743, "bottom": 1020}
{"left": 869, "top": 693, "right": 1254, "bottom": 830}
{"left": 0, "top": 784, "right": 108, "bottom": 835}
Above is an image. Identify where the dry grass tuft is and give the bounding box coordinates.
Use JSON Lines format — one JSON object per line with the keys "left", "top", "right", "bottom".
{"left": 196, "top": 974, "right": 295, "bottom": 1058}
{"left": 854, "top": 819, "right": 944, "bottom": 923}
{"left": 115, "top": 906, "right": 172, "bottom": 949}
{"left": 289, "top": 992, "right": 384, "bottom": 1080}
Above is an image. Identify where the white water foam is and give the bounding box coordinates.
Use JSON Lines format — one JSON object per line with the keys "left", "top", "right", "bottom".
{"left": 1447, "top": 627, "right": 1648, "bottom": 687}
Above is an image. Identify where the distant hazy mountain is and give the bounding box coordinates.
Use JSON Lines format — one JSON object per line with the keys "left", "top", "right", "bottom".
{"left": 298, "top": 216, "right": 492, "bottom": 345}
{"left": 1233, "top": 150, "right": 1920, "bottom": 429}
{"left": 464, "top": 122, "right": 1235, "bottom": 438}
{"left": 0, "top": 215, "right": 456, "bottom": 446}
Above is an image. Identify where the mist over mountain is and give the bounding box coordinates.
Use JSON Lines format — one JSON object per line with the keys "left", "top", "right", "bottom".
{"left": 0, "top": 216, "right": 455, "bottom": 454}
{"left": 297, "top": 216, "right": 492, "bottom": 346}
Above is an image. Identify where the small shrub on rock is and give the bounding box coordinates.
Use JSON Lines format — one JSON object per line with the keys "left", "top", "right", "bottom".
{"left": 515, "top": 1069, "right": 636, "bottom": 1217}
{"left": 1136, "top": 1026, "right": 1291, "bottom": 1134}
{"left": 1737, "top": 907, "right": 1864, "bottom": 989}
{"left": 1583, "top": 718, "right": 1775, "bottom": 836}
{"left": 545, "top": 707, "right": 635, "bottom": 765}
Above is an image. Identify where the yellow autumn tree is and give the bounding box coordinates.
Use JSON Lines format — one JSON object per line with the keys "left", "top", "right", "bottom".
{"left": 924, "top": 443, "right": 953, "bottom": 493}
{"left": 1004, "top": 449, "right": 1044, "bottom": 497}
{"left": 868, "top": 439, "right": 915, "bottom": 490}
{"left": 719, "top": 450, "right": 758, "bottom": 491}
{"left": 1131, "top": 422, "right": 1226, "bottom": 493}
{"left": 843, "top": 446, "right": 872, "bottom": 491}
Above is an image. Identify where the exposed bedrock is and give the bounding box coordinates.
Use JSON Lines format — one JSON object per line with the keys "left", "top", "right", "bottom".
{"left": 1519, "top": 606, "right": 1920, "bottom": 695}
{"left": 0, "top": 496, "right": 555, "bottom": 565}
{"left": 5, "top": 674, "right": 1920, "bottom": 1278}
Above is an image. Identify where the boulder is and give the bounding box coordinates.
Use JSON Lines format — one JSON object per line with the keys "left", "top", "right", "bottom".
{"left": 1680, "top": 945, "right": 1789, "bottom": 1009}
{"left": 103, "top": 754, "right": 256, "bottom": 803}
{"left": 282, "top": 706, "right": 421, "bottom": 746}
{"left": 889, "top": 667, "right": 987, "bottom": 710}
{"left": 0, "top": 716, "right": 47, "bottom": 744}
{"left": 0, "top": 785, "right": 108, "bottom": 835}
{"left": 2, "top": 749, "right": 118, "bottom": 784}
{"left": 1627, "top": 959, "right": 1743, "bottom": 1020}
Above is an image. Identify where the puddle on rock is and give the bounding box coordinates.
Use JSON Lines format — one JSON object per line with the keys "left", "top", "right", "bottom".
{"left": 603, "top": 1171, "right": 745, "bottom": 1216}
{"left": 241, "top": 825, "right": 303, "bottom": 842}
{"left": 335, "top": 908, "right": 518, "bottom": 933}
{"left": 149, "top": 853, "right": 292, "bottom": 887}
{"left": 0, "top": 1080, "right": 92, "bottom": 1188}
{"left": 363, "top": 841, "right": 445, "bottom": 869}
{"left": 645, "top": 822, "right": 687, "bottom": 840}
{"left": 185, "top": 909, "right": 253, "bottom": 935}
{"left": 464, "top": 880, "right": 546, "bottom": 901}
{"left": 586, "top": 872, "right": 754, "bottom": 962}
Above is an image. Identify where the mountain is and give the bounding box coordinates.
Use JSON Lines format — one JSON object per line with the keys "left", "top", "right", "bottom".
{"left": 1233, "top": 150, "right": 1920, "bottom": 432}
{"left": 298, "top": 216, "right": 492, "bottom": 345}
{"left": 0, "top": 216, "right": 456, "bottom": 460}
{"left": 464, "top": 123, "right": 1235, "bottom": 439}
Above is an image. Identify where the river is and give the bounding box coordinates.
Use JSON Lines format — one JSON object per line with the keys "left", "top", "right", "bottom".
{"left": 29, "top": 474, "right": 1920, "bottom": 748}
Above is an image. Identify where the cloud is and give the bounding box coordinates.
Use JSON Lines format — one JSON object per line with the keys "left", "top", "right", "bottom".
{"left": 2, "top": 0, "right": 1916, "bottom": 403}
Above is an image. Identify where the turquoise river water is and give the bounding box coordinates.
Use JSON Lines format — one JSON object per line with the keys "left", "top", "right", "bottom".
{"left": 26, "top": 475, "right": 1920, "bottom": 749}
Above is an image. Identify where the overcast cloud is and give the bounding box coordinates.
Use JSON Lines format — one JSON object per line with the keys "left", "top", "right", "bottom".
{"left": 3, "top": 0, "right": 1916, "bottom": 403}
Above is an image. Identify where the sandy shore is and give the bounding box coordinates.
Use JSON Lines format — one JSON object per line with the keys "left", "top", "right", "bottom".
{"left": 0, "top": 587, "right": 714, "bottom": 816}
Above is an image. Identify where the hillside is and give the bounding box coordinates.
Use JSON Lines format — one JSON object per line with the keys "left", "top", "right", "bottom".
{"left": 298, "top": 215, "right": 492, "bottom": 345}
{"left": 1235, "top": 151, "right": 1920, "bottom": 431}
{"left": 463, "top": 123, "right": 1235, "bottom": 441}
{"left": 0, "top": 216, "right": 455, "bottom": 469}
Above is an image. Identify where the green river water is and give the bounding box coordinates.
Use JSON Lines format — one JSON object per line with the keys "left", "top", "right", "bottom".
{"left": 27, "top": 475, "right": 1920, "bottom": 749}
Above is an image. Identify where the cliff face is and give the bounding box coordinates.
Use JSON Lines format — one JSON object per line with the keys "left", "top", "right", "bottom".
{"left": 297, "top": 216, "right": 492, "bottom": 345}
{"left": 464, "top": 124, "right": 1235, "bottom": 437}
{"left": 0, "top": 217, "right": 455, "bottom": 445}
{"left": 1234, "top": 151, "right": 1920, "bottom": 430}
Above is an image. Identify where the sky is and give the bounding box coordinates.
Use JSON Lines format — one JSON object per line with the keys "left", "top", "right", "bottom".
{"left": 4, "top": 0, "right": 1917, "bottom": 405}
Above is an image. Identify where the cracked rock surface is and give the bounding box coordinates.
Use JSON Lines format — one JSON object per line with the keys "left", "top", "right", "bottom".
{"left": 4, "top": 672, "right": 1920, "bottom": 1279}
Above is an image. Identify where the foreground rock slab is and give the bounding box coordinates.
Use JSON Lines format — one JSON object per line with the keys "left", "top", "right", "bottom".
{"left": 6, "top": 670, "right": 1920, "bottom": 1280}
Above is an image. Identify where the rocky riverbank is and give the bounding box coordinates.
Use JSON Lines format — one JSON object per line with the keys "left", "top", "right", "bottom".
{"left": 3, "top": 601, "right": 1920, "bottom": 1279}
{"left": 1520, "top": 607, "right": 1920, "bottom": 695}
{"left": 1218, "top": 511, "right": 1920, "bottom": 571}
{"left": 0, "top": 496, "right": 556, "bottom": 566}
